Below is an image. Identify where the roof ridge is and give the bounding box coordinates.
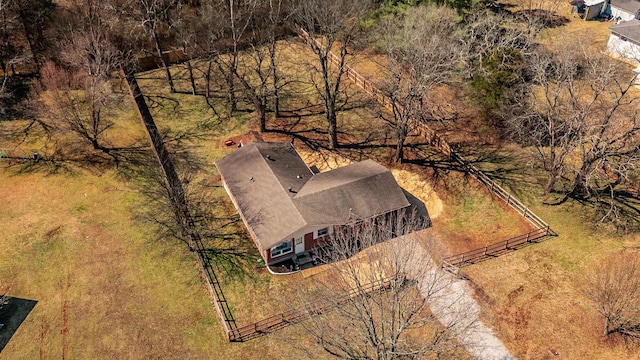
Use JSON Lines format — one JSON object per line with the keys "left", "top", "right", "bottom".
{"left": 296, "top": 169, "right": 386, "bottom": 198}
{"left": 295, "top": 160, "right": 386, "bottom": 198}
{"left": 254, "top": 142, "right": 310, "bottom": 229}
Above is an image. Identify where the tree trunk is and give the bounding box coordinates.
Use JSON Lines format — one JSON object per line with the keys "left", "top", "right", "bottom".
{"left": 259, "top": 103, "right": 267, "bottom": 132}
{"left": 270, "top": 40, "right": 280, "bottom": 117}
{"left": 571, "top": 169, "right": 589, "bottom": 197}
{"left": 327, "top": 106, "right": 338, "bottom": 149}
{"left": 227, "top": 71, "right": 237, "bottom": 112}
{"left": 320, "top": 56, "right": 339, "bottom": 149}
{"left": 395, "top": 139, "right": 404, "bottom": 163}
{"left": 16, "top": 8, "right": 39, "bottom": 71}
{"left": 187, "top": 61, "right": 196, "bottom": 95}
{"left": 184, "top": 44, "right": 196, "bottom": 95}
{"left": 570, "top": 156, "right": 595, "bottom": 197}
{"left": 544, "top": 174, "right": 557, "bottom": 196}
{"left": 152, "top": 27, "right": 175, "bottom": 93}
{"left": 205, "top": 61, "right": 212, "bottom": 99}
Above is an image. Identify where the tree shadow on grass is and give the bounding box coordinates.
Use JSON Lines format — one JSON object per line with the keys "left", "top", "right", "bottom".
{"left": 513, "top": 9, "right": 571, "bottom": 29}
{"left": 552, "top": 187, "right": 640, "bottom": 231}
{"left": 0, "top": 296, "right": 37, "bottom": 353}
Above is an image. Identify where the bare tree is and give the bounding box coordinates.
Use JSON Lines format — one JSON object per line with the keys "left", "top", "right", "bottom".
{"left": 462, "top": 10, "right": 534, "bottom": 120}
{"left": 513, "top": 0, "right": 565, "bottom": 35}
{"left": 27, "top": 0, "right": 131, "bottom": 162}
{"left": 584, "top": 252, "right": 640, "bottom": 343}
{"left": 196, "top": 0, "right": 257, "bottom": 114}
{"left": 230, "top": 0, "right": 292, "bottom": 131}
{"left": 12, "top": 0, "right": 55, "bottom": 69}
{"left": 58, "top": 0, "right": 125, "bottom": 79}
{"left": 297, "top": 211, "right": 473, "bottom": 359}
{"left": 32, "top": 61, "right": 122, "bottom": 161}
{"left": 124, "top": 0, "right": 177, "bottom": 92}
{"left": 379, "top": 5, "right": 461, "bottom": 163}
{"left": 0, "top": 0, "right": 34, "bottom": 112}
{"left": 172, "top": 2, "right": 199, "bottom": 95}
{"left": 510, "top": 43, "right": 640, "bottom": 224}
{"left": 266, "top": 0, "right": 290, "bottom": 117}
{"left": 294, "top": 0, "right": 372, "bottom": 149}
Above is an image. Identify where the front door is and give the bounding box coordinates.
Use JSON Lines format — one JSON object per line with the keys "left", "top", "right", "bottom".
{"left": 295, "top": 236, "right": 304, "bottom": 254}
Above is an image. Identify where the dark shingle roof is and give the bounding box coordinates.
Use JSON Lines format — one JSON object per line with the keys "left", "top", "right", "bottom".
{"left": 216, "top": 143, "right": 410, "bottom": 250}
{"left": 215, "top": 142, "right": 311, "bottom": 249}
{"left": 609, "top": 19, "right": 640, "bottom": 42}
{"left": 610, "top": 0, "right": 640, "bottom": 14}
{"left": 293, "top": 160, "right": 410, "bottom": 225}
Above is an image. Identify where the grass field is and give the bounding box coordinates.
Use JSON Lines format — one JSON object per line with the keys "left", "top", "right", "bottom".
{"left": 462, "top": 156, "right": 640, "bottom": 359}
{"left": 2, "top": 8, "right": 638, "bottom": 358}
{"left": 346, "top": 8, "right": 640, "bottom": 358}
{"left": 0, "top": 168, "right": 228, "bottom": 358}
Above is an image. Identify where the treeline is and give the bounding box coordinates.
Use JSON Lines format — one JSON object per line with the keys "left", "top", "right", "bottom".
{"left": 1, "top": 0, "right": 638, "bottom": 230}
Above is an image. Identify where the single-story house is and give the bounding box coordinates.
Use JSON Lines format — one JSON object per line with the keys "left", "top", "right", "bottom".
{"left": 609, "top": 0, "right": 640, "bottom": 21}
{"left": 607, "top": 19, "right": 640, "bottom": 62}
{"left": 215, "top": 142, "right": 414, "bottom": 265}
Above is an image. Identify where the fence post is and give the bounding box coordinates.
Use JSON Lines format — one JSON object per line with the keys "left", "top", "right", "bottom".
{"left": 526, "top": 232, "right": 530, "bottom": 242}
{"left": 484, "top": 246, "right": 487, "bottom": 256}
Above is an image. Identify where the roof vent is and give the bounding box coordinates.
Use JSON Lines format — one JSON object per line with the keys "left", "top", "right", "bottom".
{"left": 297, "top": 175, "right": 304, "bottom": 179}
{"left": 249, "top": 176, "right": 254, "bottom": 182}
{"left": 288, "top": 187, "right": 297, "bottom": 193}
{"left": 266, "top": 154, "right": 274, "bottom": 161}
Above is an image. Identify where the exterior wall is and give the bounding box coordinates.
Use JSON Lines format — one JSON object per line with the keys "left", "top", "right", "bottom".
{"left": 265, "top": 244, "right": 295, "bottom": 264}
{"left": 607, "top": 33, "right": 640, "bottom": 63}
{"left": 304, "top": 231, "right": 332, "bottom": 250}
{"left": 611, "top": 7, "right": 638, "bottom": 21}
{"left": 585, "top": 2, "right": 605, "bottom": 19}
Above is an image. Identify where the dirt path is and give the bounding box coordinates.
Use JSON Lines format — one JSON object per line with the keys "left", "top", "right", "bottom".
{"left": 422, "top": 271, "right": 515, "bottom": 360}
{"left": 405, "top": 240, "right": 515, "bottom": 360}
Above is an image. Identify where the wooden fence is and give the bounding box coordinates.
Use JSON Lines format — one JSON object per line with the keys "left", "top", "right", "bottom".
{"left": 296, "top": 29, "right": 555, "bottom": 273}
{"left": 122, "top": 69, "right": 239, "bottom": 340}
{"left": 228, "top": 279, "right": 392, "bottom": 342}
{"left": 441, "top": 227, "right": 550, "bottom": 270}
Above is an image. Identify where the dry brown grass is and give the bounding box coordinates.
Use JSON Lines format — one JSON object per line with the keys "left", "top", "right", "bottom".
{"left": 343, "top": 6, "right": 640, "bottom": 358}
{"left": 463, "top": 200, "right": 640, "bottom": 359}
{"left": 0, "top": 168, "right": 229, "bottom": 358}
{"left": 7, "top": 14, "right": 633, "bottom": 357}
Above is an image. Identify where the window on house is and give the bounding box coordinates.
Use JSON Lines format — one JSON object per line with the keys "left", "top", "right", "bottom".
{"left": 317, "top": 227, "right": 329, "bottom": 237}
{"left": 271, "top": 241, "right": 292, "bottom": 258}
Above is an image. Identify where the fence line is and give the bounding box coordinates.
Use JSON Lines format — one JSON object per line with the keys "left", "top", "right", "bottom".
{"left": 121, "top": 69, "right": 239, "bottom": 340}
{"left": 228, "top": 279, "right": 392, "bottom": 342}
{"left": 297, "top": 29, "right": 555, "bottom": 272}
{"left": 441, "top": 228, "right": 550, "bottom": 268}
{"left": 123, "top": 67, "right": 390, "bottom": 343}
